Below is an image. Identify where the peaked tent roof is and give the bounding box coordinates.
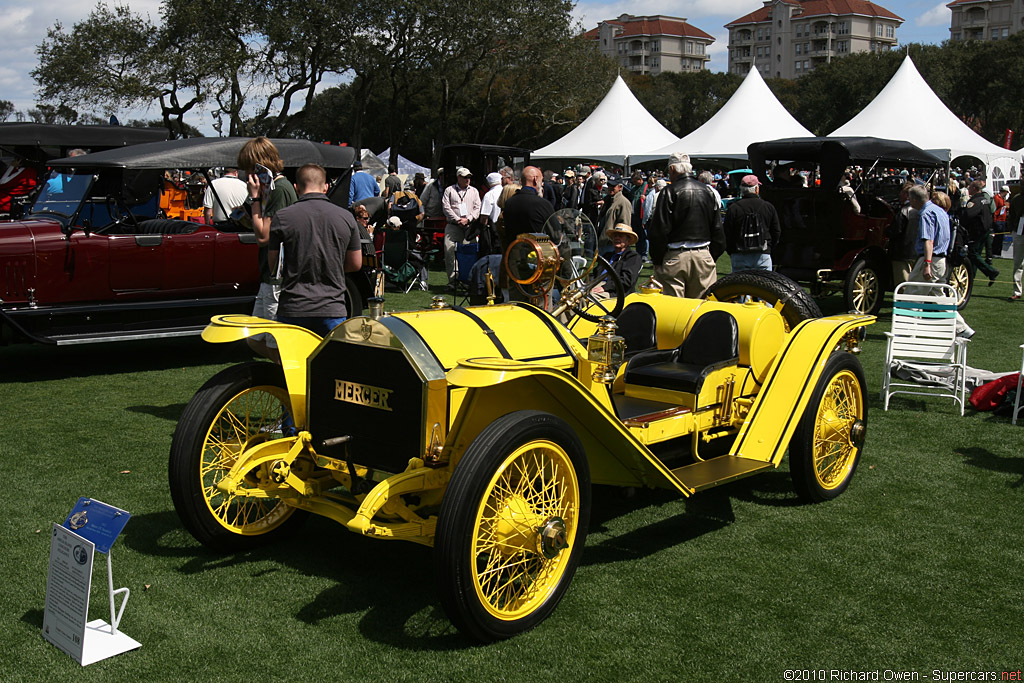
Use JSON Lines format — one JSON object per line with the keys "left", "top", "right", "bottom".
{"left": 632, "top": 67, "right": 814, "bottom": 163}
{"left": 532, "top": 75, "right": 678, "bottom": 166}
{"left": 378, "top": 147, "right": 432, "bottom": 178}
{"left": 830, "top": 55, "right": 1013, "bottom": 166}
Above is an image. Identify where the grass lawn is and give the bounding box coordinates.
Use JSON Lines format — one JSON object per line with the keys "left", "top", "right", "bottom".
{"left": 1, "top": 258, "right": 1022, "bottom": 681}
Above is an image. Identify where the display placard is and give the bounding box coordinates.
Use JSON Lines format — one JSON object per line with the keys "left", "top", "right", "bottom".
{"left": 42, "top": 523, "right": 93, "bottom": 662}
{"left": 62, "top": 497, "right": 131, "bottom": 554}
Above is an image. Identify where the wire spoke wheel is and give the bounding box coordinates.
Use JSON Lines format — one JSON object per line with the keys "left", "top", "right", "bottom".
{"left": 436, "top": 410, "right": 591, "bottom": 642}
{"left": 471, "top": 440, "right": 579, "bottom": 620}
{"left": 850, "top": 269, "right": 879, "bottom": 314}
{"left": 947, "top": 261, "right": 973, "bottom": 309}
{"left": 170, "top": 362, "right": 307, "bottom": 551}
{"left": 201, "top": 384, "right": 294, "bottom": 535}
{"left": 810, "top": 369, "right": 863, "bottom": 490}
{"left": 790, "top": 353, "right": 867, "bottom": 503}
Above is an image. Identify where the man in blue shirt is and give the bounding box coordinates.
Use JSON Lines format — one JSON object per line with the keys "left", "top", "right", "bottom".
{"left": 349, "top": 161, "right": 380, "bottom": 205}
{"left": 907, "top": 185, "right": 973, "bottom": 338}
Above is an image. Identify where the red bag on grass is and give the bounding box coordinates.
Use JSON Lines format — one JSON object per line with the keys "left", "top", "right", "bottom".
{"left": 969, "top": 373, "right": 1021, "bottom": 411}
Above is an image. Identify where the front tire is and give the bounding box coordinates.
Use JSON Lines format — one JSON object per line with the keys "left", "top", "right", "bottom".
{"left": 844, "top": 258, "right": 884, "bottom": 316}
{"left": 435, "top": 410, "right": 591, "bottom": 642}
{"left": 704, "top": 269, "right": 822, "bottom": 331}
{"left": 169, "top": 362, "right": 307, "bottom": 551}
{"left": 789, "top": 353, "right": 867, "bottom": 503}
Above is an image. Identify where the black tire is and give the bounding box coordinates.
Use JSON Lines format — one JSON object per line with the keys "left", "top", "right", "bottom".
{"left": 947, "top": 260, "right": 973, "bottom": 310}
{"left": 169, "top": 362, "right": 307, "bottom": 551}
{"left": 789, "top": 352, "right": 867, "bottom": 503}
{"left": 704, "top": 269, "right": 822, "bottom": 331}
{"left": 843, "top": 258, "right": 885, "bottom": 316}
{"left": 435, "top": 410, "right": 591, "bottom": 642}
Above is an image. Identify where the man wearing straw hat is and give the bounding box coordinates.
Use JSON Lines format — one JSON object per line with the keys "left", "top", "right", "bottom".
{"left": 592, "top": 223, "right": 643, "bottom": 299}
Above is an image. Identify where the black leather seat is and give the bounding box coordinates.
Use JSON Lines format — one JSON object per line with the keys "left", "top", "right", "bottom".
{"left": 623, "top": 310, "right": 739, "bottom": 395}
{"left": 616, "top": 302, "right": 658, "bottom": 356}
{"left": 136, "top": 218, "right": 199, "bottom": 235}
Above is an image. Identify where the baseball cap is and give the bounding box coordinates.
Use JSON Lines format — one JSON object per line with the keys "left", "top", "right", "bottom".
{"left": 387, "top": 216, "right": 403, "bottom": 228}
{"left": 485, "top": 172, "right": 501, "bottom": 187}
{"left": 456, "top": 167, "right": 472, "bottom": 177}
{"left": 669, "top": 152, "right": 690, "bottom": 166}
{"left": 563, "top": 170, "right": 575, "bottom": 178}
{"left": 741, "top": 174, "right": 761, "bottom": 186}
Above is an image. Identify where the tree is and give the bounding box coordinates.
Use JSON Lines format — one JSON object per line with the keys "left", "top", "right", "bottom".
{"left": 0, "top": 100, "right": 14, "bottom": 122}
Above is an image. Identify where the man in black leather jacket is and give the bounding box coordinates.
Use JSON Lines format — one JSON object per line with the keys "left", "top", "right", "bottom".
{"left": 647, "top": 153, "right": 725, "bottom": 297}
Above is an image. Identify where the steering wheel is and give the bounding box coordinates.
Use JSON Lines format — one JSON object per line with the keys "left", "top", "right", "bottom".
{"left": 552, "top": 255, "right": 624, "bottom": 323}
{"left": 104, "top": 196, "right": 140, "bottom": 232}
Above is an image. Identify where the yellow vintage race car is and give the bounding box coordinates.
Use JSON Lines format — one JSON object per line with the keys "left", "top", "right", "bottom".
{"left": 169, "top": 212, "right": 872, "bottom": 642}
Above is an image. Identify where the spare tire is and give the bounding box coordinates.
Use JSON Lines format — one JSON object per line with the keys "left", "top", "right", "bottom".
{"left": 703, "top": 270, "right": 821, "bottom": 331}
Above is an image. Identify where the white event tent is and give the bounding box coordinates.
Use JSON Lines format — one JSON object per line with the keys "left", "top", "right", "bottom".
{"left": 532, "top": 75, "right": 678, "bottom": 167}
{"left": 633, "top": 67, "right": 814, "bottom": 164}
{"left": 831, "top": 55, "right": 1019, "bottom": 189}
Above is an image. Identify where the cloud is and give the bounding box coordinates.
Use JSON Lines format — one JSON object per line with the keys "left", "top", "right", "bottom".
{"left": 916, "top": 3, "right": 950, "bottom": 27}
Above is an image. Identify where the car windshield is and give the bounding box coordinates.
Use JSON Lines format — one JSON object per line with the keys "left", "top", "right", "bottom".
{"left": 28, "top": 172, "right": 93, "bottom": 219}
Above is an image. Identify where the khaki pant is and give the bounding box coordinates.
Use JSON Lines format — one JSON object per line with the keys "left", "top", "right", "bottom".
{"left": 654, "top": 247, "right": 716, "bottom": 298}
{"left": 444, "top": 222, "right": 466, "bottom": 282}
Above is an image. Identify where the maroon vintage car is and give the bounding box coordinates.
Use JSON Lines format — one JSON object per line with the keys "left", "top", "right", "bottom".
{"left": 0, "top": 137, "right": 357, "bottom": 345}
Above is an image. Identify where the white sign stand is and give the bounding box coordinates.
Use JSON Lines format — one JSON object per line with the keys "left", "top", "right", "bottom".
{"left": 43, "top": 514, "right": 141, "bottom": 665}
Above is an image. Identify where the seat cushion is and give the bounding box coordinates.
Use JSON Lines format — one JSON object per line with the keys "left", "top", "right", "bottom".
{"left": 623, "top": 361, "right": 710, "bottom": 395}
{"left": 617, "top": 302, "right": 657, "bottom": 356}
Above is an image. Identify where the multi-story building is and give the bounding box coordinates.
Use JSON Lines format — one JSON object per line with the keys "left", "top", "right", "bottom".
{"left": 947, "top": 0, "right": 1019, "bottom": 41}
{"left": 585, "top": 14, "right": 715, "bottom": 75}
{"left": 725, "top": 0, "right": 902, "bottom": 79}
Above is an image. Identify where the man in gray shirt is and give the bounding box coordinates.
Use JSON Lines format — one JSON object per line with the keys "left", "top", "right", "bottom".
{"left": 254, "top": 164, "right": 362, "bottom": 336}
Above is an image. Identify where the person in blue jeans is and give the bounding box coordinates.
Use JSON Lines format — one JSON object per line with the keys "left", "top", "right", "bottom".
{"left": 723, "top": 175, "right": 780, "bottom": 272}
{"left": 253, "top": 163, "right": 363, "bottom": 338}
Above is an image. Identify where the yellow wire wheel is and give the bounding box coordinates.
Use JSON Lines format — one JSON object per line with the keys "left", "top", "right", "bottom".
{"left": 436, "top": 411, "right": 591, "bottom": 642}
{"left": 789, "top": 352, "right": 867, "bottom": 503}
{"left": 169, "top": 362, "right": 307, "bottom": 550}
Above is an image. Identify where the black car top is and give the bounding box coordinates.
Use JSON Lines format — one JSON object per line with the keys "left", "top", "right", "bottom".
{"left": 0, "top": 123, "right": 169, "bottom": 162}
{"left": 748, "top": 137, "right": 943, "bottom": 190}
{"left": 48, "top": 137, "right": 357, "bottom": 171}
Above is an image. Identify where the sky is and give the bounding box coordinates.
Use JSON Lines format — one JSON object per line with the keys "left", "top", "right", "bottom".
{"left": 0, "top": 0, "right": 954, "bottom": 132}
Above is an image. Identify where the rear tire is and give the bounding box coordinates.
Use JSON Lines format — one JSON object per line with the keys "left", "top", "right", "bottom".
{"left": 843, "top": 258, "right": 884, "bottom": 316}
{"left": 789, "top": 353, "right": 867, "bottom": 503}
{"left": 704, "top": 269, "right": 821, "bottom": 331}
{"left": 947, "top": 261, "right": 973, "bottom": 310}
{"left": 169, "top": 362, "right": 307, "bottom": 551}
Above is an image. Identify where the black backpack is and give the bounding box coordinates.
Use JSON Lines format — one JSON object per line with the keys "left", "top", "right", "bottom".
{"left": 735, "top": 210, "right": 768, "bottom": 253}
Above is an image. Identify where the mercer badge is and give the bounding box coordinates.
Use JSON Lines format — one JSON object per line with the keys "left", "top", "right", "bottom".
{"left": 335, "top": 380, "right": 393, "bottom": 411}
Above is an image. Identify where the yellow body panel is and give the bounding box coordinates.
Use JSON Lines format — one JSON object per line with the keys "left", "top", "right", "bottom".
{"left": 727, "top": 313, "right": 874, "bottom": 465}
{"left": 201, "top": 315, "right": 323, "bottom": 428}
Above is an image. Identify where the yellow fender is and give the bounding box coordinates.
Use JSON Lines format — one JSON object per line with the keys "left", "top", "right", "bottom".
{"left": 445, "top": 360, "right": 692, "bottom": 494}
{"left": 728, "top": 313, "right": 874, "bottom": 465}
{"left": 202, "top": 314, "right": 323, "bottom": 429}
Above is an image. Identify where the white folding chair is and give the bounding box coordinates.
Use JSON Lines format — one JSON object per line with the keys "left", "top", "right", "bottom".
{"left": 1013, "top": 343, "right": 1024, "bottom": 425}
{"left": 882, "top": 281, "right": 969, "bottom": 415}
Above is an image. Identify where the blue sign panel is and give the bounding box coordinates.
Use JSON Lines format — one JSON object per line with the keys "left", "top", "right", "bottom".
{"left": 62, "top": 498, "right": 131, "bottom": 554}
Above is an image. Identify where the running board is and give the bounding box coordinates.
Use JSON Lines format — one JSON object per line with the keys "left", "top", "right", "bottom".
{"left": 48, "top": 325, "right": 208, "bottom": 345}
{"left": 671, "top": 456, "right": 774, "bottom": 492}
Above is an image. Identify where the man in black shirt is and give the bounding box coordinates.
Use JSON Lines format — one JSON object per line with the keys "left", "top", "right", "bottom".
{"left": 723, "top": 174, "right": 780, "bottom": 272}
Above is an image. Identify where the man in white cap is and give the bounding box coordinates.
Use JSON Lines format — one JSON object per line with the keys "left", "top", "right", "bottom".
{"left": 477, "top": 171, "right": 505, "bottom": 256}
{"left": 479, "top": 171, "right": 504, "bottom": 230}
{"left": 647, "top": 152, "right": 725, "bottom": 298}
{"left": 441, "top": 166, "right": 481, "bottom": 289}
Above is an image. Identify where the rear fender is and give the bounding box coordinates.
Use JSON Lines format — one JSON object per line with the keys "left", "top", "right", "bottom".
{"left": 444, "top": 360, "right": 690, "bottom": 494}
{"left": 202, "top": 314, "right": 323, "bottom": 428}
{"left": 728, "top": 314, "right": 874, "bottom": 466}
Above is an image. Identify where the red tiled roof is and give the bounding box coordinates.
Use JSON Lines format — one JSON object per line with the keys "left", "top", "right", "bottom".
{"left": 946, "top": 0, "right": 985, "bottom": 7}
{"left": 727, "top": 0, "right": 902, "bottom": 27}
{"left": 609, "top": 17, "right": 714, "bottom": 41}
{"left": 584, "top": 27, "right": 599, "bottom": 39}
